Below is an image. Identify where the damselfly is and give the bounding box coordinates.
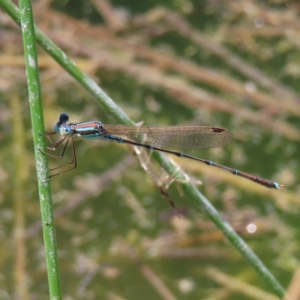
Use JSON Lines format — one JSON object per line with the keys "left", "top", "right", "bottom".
{"left": 42, "top": 113, "right": 285, "bottom": 190}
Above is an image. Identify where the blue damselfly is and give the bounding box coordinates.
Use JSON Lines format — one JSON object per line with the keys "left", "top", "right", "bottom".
{"left": 42, "top": 113, "right": 285, "bottom": 190}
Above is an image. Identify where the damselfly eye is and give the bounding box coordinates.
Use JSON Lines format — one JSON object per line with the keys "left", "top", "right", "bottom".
{"left": 58, "top": 113, "right": 69, "bottom": 125}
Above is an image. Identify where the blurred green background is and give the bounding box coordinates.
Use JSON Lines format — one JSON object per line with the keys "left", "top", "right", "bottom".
{"left": 0, "top": 0, "right": 299, "bottom": 299}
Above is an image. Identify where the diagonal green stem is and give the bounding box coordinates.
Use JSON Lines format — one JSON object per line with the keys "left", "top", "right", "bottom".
{"left": 0, "top": 0, "right": 286, "bottom": 298}
{"left": 16, "top": 0, "right": 62, "bottom": 298}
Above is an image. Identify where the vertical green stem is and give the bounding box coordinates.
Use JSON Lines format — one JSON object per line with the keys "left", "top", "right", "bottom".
{"left": 18, "top": 0, "right": 62, "bottom": 298}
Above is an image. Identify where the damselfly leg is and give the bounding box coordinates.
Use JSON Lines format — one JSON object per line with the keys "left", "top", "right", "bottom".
{"left": 40, "top": 132, "right": 77, "bottom": 178}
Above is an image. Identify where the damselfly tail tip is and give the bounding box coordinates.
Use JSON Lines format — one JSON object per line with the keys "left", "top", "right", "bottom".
{"left": 275, "top": 183, "right": 286, "bottom": 190}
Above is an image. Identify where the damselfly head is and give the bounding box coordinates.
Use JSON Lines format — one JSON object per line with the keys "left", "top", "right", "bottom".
{"left": 54, "top": 113, "right": 69, "bottom": 132}
{"left": 58, "top": 113, "right": 69, "bottom": 126}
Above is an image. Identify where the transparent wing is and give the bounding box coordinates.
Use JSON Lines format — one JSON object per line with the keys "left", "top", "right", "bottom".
{"left": 103, "top": 125, "right": 233, "bottom": 150}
